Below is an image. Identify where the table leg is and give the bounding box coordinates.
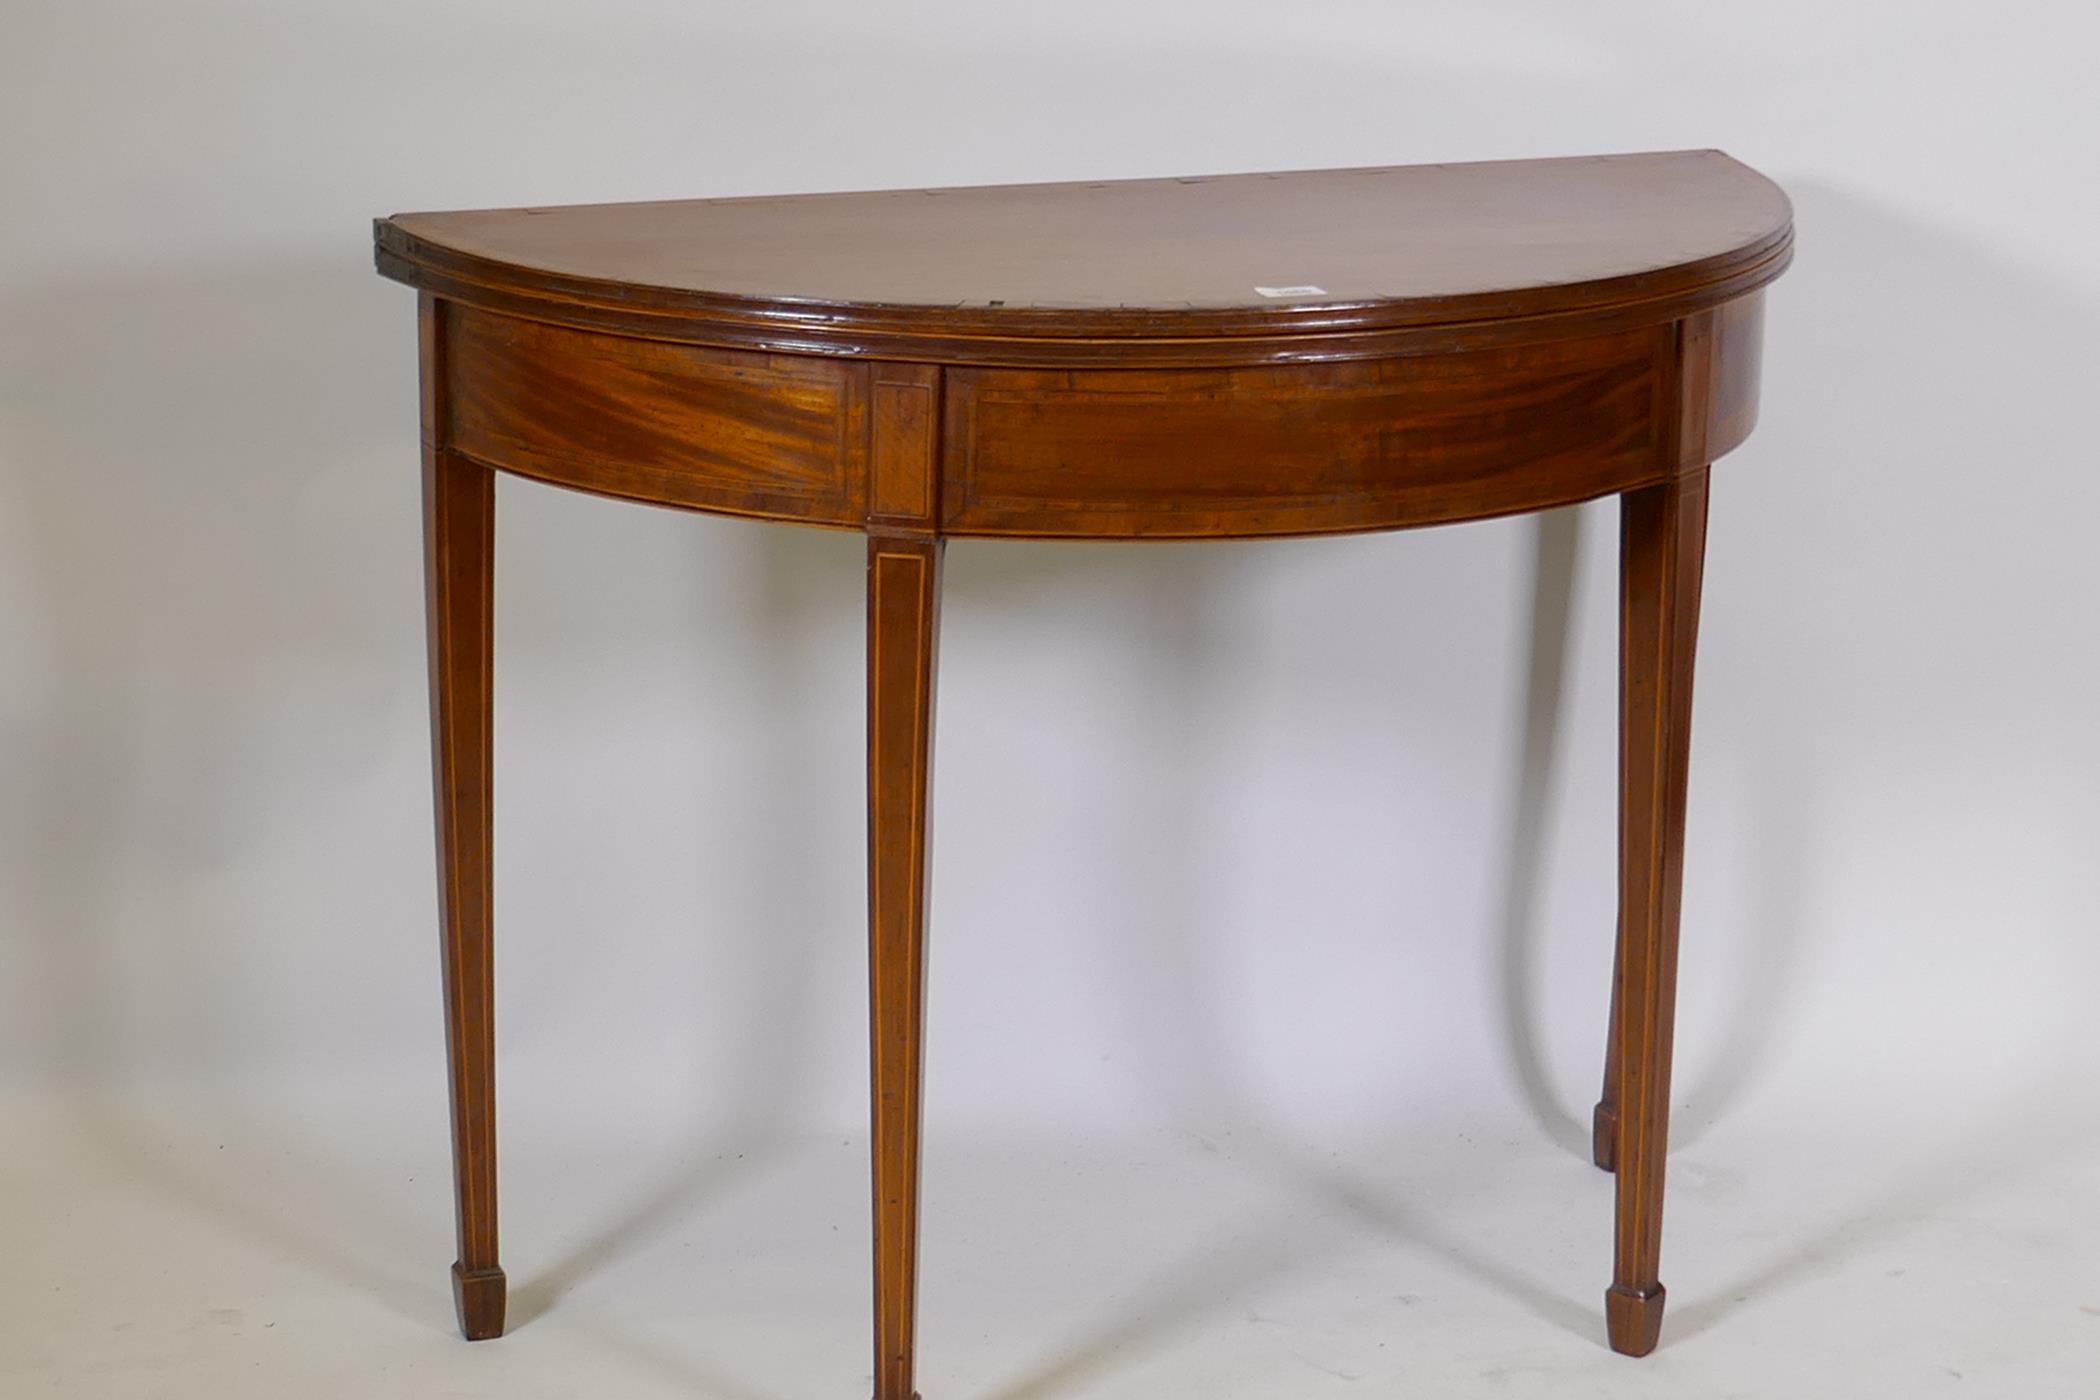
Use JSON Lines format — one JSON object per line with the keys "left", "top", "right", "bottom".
{"left": 1594, "top": 923, "right": 1621, "bottom": 1172}
{"left": 1604, "top": 467, "right": 1707, "bottom": 1358}
{"left": 425, "top": 445, "right": 505, "bottom": 1341}
{"left": 867, "top": 534, "right": 942, "bottom": 1400}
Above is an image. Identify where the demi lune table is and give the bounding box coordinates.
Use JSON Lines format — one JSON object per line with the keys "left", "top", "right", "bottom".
{"left": 373, "top": 149, "right": 1791, "bottom": 1388}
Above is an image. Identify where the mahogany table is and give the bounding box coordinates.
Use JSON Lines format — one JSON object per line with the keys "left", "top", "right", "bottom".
{"left": 374, "top": 149, "right": 1792, "bottom": 1387}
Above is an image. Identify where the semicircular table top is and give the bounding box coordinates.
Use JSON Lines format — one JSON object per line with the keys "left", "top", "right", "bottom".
{"left": 375, "top": 149, "right": 1792, "bottom": 360}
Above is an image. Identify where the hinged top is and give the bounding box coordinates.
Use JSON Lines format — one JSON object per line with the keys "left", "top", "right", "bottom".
{"left": 376, "top": 150, "right": 1790, "bottom": 365}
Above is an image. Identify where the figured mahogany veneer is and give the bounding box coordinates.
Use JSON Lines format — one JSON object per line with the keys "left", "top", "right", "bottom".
{"left": 376, "top": 149, "right": 1792, "bottom": 1391}
{"left": 941, "top": 326, "right": 1669, "bottom": 537}
{"left": 442, "top": 304, "right": 870, "bottom": 526}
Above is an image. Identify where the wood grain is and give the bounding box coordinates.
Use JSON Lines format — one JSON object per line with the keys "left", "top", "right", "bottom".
{"left": 1697, "top": 293, "right": 1767, "bottom": 465}
{"left": 1606, "top": 467, "right": 1709, "bottom": 1357}
{"left": 943, "top": 327, "right": 1668, "bottom": 538}
{"left": 444, "top": 301, "right": 867, "bottom": 526}
{"left": 421, "top": 296, "right": 505, "bottom": 1343}
{"left": 376, "top": 151, "right": 1791, "bottom": 367}
{"left": 870, "top": 363, "right": 942, "bottom": 529}
{"left": 866, "top": 534, "right": 942, "bottom": 1400}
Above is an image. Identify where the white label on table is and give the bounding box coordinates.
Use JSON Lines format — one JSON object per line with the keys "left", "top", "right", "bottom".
{"left": 1254, "top": 284, "right": 1328, "bottom": 297}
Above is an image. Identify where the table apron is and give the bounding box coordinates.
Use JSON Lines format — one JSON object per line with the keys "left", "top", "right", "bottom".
{"left": 427, "top": 294, "right": 1765, "bottom": 539}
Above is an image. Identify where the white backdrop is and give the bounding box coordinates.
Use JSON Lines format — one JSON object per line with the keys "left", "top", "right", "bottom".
{"left": 4, "top": 3, "right": 2098, "bottom": 1397}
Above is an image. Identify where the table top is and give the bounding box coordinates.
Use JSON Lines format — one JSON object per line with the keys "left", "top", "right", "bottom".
{"left": 385, "top": 150, "right": 1789, "bottom": 540}
{"left": 375, "top": 151, "right": 1791, "bottom": 364}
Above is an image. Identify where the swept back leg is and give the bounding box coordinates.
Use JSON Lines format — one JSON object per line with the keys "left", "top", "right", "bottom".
{"left": 1594, "top": 925, "right": 1621, "bottom": 1172}
{"left": 425, "top": 440, "right": 505, "bottom": 1341}
{"left": 1604, "top": 468, "right": 1708, "bottom": 1357}
{"left": 867, "top": 534, "right": 942, "bottom": 1400}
